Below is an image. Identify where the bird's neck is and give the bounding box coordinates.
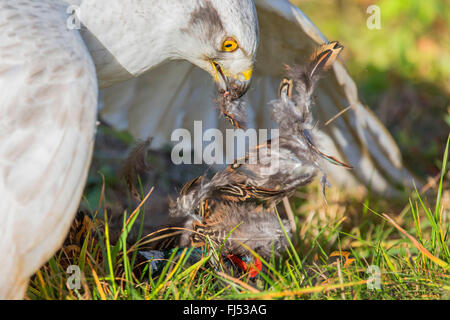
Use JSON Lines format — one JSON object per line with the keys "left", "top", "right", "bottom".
{"left": 77, "top": 0, "right": 188, "bottom": 88}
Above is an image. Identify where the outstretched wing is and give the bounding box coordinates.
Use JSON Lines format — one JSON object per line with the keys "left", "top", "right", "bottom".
{"left": 0, "top": 0, "right": 98, "bottom": 298}
{"left": 99, "top": 0, "right": 417, "bottom": 195}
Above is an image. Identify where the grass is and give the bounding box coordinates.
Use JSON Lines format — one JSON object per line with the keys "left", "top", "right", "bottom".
{"left": 25, "top": 135, "right": 449, "bottom": 300}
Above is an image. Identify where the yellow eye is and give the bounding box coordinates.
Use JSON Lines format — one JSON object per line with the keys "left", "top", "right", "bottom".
{"left": 222, "top": 37, "right": 238, "bottom": 52}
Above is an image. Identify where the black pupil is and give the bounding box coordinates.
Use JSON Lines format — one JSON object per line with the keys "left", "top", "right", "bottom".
{"left": 226, "top": 43, "right": 232, "bottom": 47}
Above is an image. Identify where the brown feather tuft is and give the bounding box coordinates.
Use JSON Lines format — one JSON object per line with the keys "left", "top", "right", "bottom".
{"left": 121, "top": 137, "right": 153, "bottom": 200}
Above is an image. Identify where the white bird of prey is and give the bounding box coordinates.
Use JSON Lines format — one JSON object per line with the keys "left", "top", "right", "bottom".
{"left": 0, "top": 0, "right": 414, "bottom": 299}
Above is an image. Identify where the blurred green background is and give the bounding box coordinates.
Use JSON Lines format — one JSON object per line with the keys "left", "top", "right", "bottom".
{"left": 294, "top": 0, "right": 450, "bottom": 177}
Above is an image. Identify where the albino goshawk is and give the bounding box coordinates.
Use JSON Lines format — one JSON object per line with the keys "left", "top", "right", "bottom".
{"left": 0, "top": 0, "right": 414, "bottom": 299}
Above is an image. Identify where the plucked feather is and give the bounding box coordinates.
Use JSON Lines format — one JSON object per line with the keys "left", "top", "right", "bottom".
{"left": 215, "top": 94, "right": 248, "bottom": 129}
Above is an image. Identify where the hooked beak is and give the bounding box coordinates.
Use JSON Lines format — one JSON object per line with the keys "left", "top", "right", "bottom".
{"left": 211, "top": 61, "right": 252, "bottom": 99}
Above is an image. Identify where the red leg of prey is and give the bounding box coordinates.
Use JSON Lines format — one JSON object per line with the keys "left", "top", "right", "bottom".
{"left": 227, "top": 254, "right": 262, "bottom": 278}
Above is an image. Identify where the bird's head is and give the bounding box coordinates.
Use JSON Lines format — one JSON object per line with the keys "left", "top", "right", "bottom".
{"left": 174, "top": 0, "right": 259, "bottom": 98}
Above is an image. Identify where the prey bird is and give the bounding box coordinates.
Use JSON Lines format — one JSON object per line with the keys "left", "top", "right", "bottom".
{"left": 165, "top": 42, "right": 348, "bottom": 276}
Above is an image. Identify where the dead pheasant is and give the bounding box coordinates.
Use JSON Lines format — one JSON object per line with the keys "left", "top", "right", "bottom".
{"left": 155, "top": 42, "right": 352, "bottom": 277}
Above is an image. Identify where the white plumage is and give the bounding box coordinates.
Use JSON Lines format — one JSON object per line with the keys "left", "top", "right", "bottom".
{"left": 0, "top": 0, "right": 415, "bottom": 299}
{"left": 0, "top": 0, "right": 97, "bottom": 298}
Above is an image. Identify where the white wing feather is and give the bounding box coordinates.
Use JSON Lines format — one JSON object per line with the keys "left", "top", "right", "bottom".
{"left": 0, "top": 0, "right": 97, "bottom": 298}
{"left": 100, "top": 0, "right": 417, "bottom": 195}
